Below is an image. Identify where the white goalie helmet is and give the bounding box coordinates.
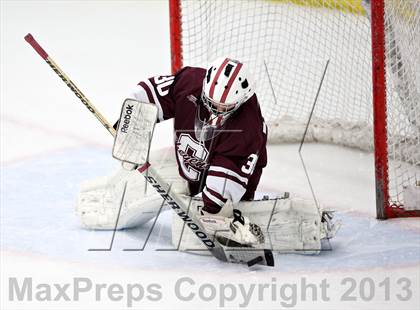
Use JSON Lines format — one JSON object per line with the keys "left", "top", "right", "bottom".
{"left": 195, "top": 57, "right": 255, "bottom": 141}
{"left": 202, "top": 57, "right": 254, "bottom": 119}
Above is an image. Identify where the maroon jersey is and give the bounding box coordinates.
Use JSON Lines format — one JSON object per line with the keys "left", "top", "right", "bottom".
{"left": 129, "top": 67, "right": 267, "bottom": 213}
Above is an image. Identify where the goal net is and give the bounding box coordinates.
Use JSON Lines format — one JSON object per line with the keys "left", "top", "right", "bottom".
{"left": 169, "top": 0, "right": 420, "bottom": 218}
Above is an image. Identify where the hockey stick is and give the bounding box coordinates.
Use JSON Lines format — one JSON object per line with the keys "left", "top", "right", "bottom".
{"left": 24, "top": 34, "right": 115, "bottom": 137}
{"left": 24, "top": 33, "right": 274, "bottom": 267}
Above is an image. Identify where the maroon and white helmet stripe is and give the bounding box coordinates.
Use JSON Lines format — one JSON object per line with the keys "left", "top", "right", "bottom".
{"left": 208, "top": 58, "right": 244, "bottom": 104}
{"left": 220, "top": 62, "right": 243, "bottom": 103}
{"left": 209, "top": 58, "right": 229, "bottom": 100}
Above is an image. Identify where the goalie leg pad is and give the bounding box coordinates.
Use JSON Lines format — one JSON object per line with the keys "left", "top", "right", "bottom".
{"left": 172, "top": 195, "right": 335, "bottom": 254}
{"left": 240, "top": 198, "right": 323, "bottom": 254}
{"left": 76, "top": 149, "right": 188, "bottom": 230}
{"left": 76, "top": 168, "right": 162, "bottom": 230}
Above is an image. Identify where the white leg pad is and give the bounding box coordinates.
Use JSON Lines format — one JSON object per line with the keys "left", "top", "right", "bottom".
{"left": 172, "top": 195, "right": 326, "bottom": 254}
{"left": 76, "top": 149, "right": 188, "bottom": 230}
{"left": 76, "top": 168, "right": 162, "bottom": 230}
{"left": 240, "top": 198, "right": 323, "bottom": 254}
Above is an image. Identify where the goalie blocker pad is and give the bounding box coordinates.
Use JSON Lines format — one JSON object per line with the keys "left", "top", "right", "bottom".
{"left": 113, "top": 99, "right": 158, "bottom": 165}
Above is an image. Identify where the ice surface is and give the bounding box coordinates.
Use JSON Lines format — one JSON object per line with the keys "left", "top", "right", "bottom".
{"left": 2, "top": 146, "right": 420, "bottom": 271}
{"left": 1, "top": 1, "right": 419, "bottom": 309}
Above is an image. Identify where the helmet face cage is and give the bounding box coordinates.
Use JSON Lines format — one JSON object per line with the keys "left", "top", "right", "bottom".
{"left": 201, "top": 91, "right": 238, "bottom": 117}
{"left": 194, "top": 104, "right": 224, "bottom": 142}
{"left": 200, "top": 78, "right": 247, "bottom": 123}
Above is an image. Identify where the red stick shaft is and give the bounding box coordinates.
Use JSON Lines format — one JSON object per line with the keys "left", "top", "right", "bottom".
{"left": 24, "top": 33, "right": 49, "bottom": 60}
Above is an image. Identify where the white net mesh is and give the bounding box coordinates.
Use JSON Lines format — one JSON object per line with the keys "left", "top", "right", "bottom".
{"left": 176, "top": 0, "right": 419, "bottom": 210}
{"left": 382, "top": 0, "right": 420, "bottom": 208}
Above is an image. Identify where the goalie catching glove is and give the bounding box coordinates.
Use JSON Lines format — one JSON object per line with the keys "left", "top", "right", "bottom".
{"left": 197, "top": 206, "right": 264, "bottom": 248}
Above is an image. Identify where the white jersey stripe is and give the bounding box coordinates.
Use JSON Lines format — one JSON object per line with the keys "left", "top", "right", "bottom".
{"left": 207, "top": 175, "right": 246, "bottom": 204}
{"left": 203, "top": 187, "right": 225, "bottom": 207}
{"left": 129, "top": 84, "right": 150, "bottom": 103}
{"left": 209, "top": 166, "right": 248, "bottom": 184}
{"left": 143, "top": 79, "right": 164, "bottom": 121}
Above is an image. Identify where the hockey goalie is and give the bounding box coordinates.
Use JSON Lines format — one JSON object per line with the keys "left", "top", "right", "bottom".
{"left": 76, "top": 57, "right": 338, "bottom": 253}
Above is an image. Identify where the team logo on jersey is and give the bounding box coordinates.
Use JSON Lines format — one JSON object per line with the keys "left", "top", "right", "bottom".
{"left": 176, "top": 133, "right": 209, "bottom": 181}
{"left": 177, "top": 149, "right": 209, "bottom": 169}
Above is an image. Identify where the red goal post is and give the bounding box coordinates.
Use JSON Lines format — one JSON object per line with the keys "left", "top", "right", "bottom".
{"left": 369, "top": 0, "right": 419, "bottom": 219}
{"left": 169, "top": 0, "right": 420, "bottom": 219}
